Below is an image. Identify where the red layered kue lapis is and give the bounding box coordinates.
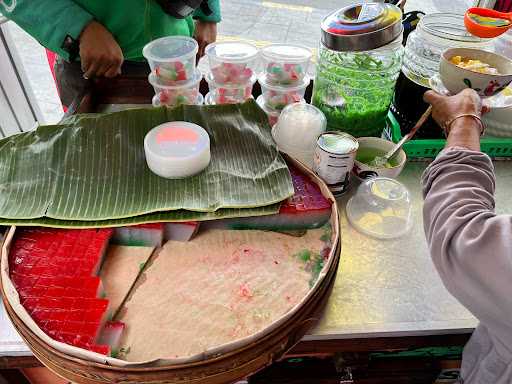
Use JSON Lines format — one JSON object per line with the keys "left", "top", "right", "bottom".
{"left": 9, "top": 228, "right": 123, "bottom": 356}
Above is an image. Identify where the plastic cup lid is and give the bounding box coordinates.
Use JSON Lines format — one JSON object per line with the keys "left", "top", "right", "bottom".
{"left": 206, "top": 73, "right": 257, "bottom": 89}
{"left": 261, "top": 44, "right": 312, "bottom": 62}
{"left": 346, "top": 177, "right": 412, "bottom": 239}
{"left": 258, "top": 75, "right": 310, "bottom": 91}
{"left": 149, "top": 69, "right": 203, "bottom": 89}
{"left": 205, "top": 41, "right": 259, "bottom": 63}
{"left": 143, "top": 36, "right": 198, "bottom": 62}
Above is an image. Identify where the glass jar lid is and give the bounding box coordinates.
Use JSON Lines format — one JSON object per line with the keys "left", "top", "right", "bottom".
{"left": 321, "top": 3, "right": 403, "bottom": 52}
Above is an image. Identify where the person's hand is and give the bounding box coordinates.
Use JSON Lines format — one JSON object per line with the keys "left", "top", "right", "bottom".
{"left": 423, "top": 89, "right": 488, "bottom": 151}
{"left": 79, "top": 21, "right": 124, "bottom": 79}
{"left": 423, "top": 88, "right": 487, "bottom": 128}
{"left": 194, "top": 21, "right": 217, "bottom": 57}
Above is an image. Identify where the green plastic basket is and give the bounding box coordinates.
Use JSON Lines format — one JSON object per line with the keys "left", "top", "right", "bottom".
{"left": 387, "top": 111, "right": 512, "bottom": 159}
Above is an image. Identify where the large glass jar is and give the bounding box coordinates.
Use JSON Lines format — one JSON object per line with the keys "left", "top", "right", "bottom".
{"left": 312, "top": 3, "right": 404, "bottom": 138}
{"left": 313, "top": 39, "right": 404, "bottom": 137}
{"left": 394, "top": 13, "right": 493, "bottom": 137}
{"left": 402, "top": 13, "right": 492, "bottom": 88}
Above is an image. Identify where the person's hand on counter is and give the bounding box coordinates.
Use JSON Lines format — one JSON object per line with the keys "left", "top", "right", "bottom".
{"left": 194, "top": 20, "right": 217, "bottom": 57}
{"left": 423, "top": 89, "right": 488, "bottom": 152}
{"left": 79, "top": 20, "right": 124, "bottom": 79}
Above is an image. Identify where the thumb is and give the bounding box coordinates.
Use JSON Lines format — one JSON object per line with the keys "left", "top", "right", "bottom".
{"left": 423, "top": 90, "right": 443, "bottom": 105}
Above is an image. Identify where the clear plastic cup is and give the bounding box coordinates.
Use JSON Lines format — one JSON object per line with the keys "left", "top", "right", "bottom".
{"left": 205, "top": 42, "right": 260, "bottom": 84}
{"left": 259, "top": 75, "right": 309, "bottom": 111}
{"left": 346, "top": 177, "right": 412, "bottom": 239}
{"left": 143, "top": 36, "right": 198, "bottom": 85}
{"left": 256, "top": 95, "right": 281, "bottom": 126}
{"left": 261, "top": 44, "right": 312, "bottom": 85}
{"left": 149, "top": 70, "right": 202, "bottom": 107}
{"left": 206, "top": 73, "right": 255, "bottom": 104}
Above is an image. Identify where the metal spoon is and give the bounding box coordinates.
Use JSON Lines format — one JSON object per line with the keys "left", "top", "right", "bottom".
{"left": 371, "top": 105, "right": 432, "bottom": 167}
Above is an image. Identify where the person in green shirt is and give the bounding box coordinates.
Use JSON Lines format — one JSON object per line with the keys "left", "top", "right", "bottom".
{"left": 1, "top": 0, "right": 220, "bottom": 105}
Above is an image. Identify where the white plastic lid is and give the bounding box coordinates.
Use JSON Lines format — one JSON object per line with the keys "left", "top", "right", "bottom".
{"left": 143, "top": 36, "right": 198, "bottom": 62}
{"left": 144, "top": 122, "right": 211, "bottom": 178}
{"left": 148, "top": 70, "right": 203, "bottom": 89}
{"left": 261, "top": 44, "right": 312, "bottom": 63}
{"left": 259, "top": 74, "right": 310, "bottom": 92}
{"left": 205, "top": 41, "right": 259, "bottom": 63}
{"left": 346, "top": 177, "right": 412, "bottom": 239}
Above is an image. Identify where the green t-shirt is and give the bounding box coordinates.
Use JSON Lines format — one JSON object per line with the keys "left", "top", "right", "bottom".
{"left": 1, "top": 0, "right": 221, "bottom": 61}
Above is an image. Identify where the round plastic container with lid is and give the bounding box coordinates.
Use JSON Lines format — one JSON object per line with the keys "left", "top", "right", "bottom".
{"left": 346, "top": 177, "right": 412, "bottom": 239}
{"left": 259, "top": 75, "right": 309, "bottom": 111}
{"left": 152, "top": 93, "right": 204, "bottom": 107}
{"left": 206, "top": 74, "right": 255, "bottom": 104}
{"left": 206, "top": 42, "right": 260, "bottom": 84}
{"left": 144, "top": 121, "right": 211, "bottom": 179}
{"left": 148, "top": 70, "right": 202, "bottom": 107}
{"left": 143, "top": 36, "right": 198, "bottom": 85}
{"left": 261, "top": 44, "right": 312, "bottom": 85}
{"left": 312, "top": 3, "right": 404, "bottom": 138}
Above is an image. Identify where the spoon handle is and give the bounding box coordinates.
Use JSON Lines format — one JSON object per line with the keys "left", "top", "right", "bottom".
{"left": 385, "top": 105, "right": 432, "bottom": 161}
{"left": 407, "top": 105, "right": 432, "bottom": 141}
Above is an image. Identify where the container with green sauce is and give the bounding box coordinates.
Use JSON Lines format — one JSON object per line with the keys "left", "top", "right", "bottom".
{"left": 313, "top": 3, "right": 404, "bottom": 138}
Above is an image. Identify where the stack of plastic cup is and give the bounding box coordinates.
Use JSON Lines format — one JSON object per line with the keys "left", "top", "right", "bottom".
{"left": 143, "top": 36, "right": 204, "bottom": 107}
{"left": 204, "top": 42, "right": 259, "bottom": 104}
{"left": 258, "top": 44, "right": 312, "bottom": 120}
{"left": 271, "top": 103, "right": 326, "bottom": 167}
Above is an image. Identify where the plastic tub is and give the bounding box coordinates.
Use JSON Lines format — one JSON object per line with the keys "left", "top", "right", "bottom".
{"left": 144, "top": 121, "right": 211, "bottom": 179}
{"left": 259, "top": 75, "right": 309, "bottom": 111}
{"left": 206, "top": 42, "right": 260, "bottom": 84}
{"left": 148, "top": 70, "right": 202, "bottom": 107}
{"left": 143, "top": 36, "right": 198, "bottom": 84}
{"left": 206, "top": 74, "right": 255, "bottom": 104}
{"left": 261, "top": 44, "right": 312, "bottom": 85}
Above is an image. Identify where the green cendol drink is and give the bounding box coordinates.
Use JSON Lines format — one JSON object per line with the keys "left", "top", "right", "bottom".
{"left": 313, "top": 3, "right": 404, "bottom": 138}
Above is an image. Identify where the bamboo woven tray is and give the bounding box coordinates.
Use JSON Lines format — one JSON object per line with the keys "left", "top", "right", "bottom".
{"left": 0, "top": 155, "right": 341, "bottom": 384}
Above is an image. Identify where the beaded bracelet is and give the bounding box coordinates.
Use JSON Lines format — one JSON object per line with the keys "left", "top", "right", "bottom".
{"left": 443, "top": 113, "right": 485, "bottom": 137}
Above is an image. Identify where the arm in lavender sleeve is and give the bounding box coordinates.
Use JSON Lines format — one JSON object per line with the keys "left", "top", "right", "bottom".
{"left": 422, "top": 148, "right": 512, "bottom": 349}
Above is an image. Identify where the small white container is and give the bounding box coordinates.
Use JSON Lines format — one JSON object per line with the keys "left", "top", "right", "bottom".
{"left": 149, "top": 70, "right": 202, "bottom": 107}
{"left": 261, "top": 44, "right": 312, "bottom": 85}
{"left": 206, "top": 42, "right": 260, "bottom": 84}
{"left": 144, "top": 122, "right": 211, "bottom": 179}
{"left": 259, "top": 75, "right": 309, "bottom": 111}
{"left": 143, "top": 36, "right": 198, "bottom": 85}
{"left": 206, "top": 74, "right": 255, "bottom": 104}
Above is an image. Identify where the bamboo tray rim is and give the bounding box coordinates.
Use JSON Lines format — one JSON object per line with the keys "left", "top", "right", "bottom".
{"left": 0, "top": 155, "right": 340, "bottom": 376}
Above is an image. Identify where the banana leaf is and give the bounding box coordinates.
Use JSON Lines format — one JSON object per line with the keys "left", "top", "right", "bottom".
{"left": 0, "top": 101, "right": 293, "bottom": 223}
{"left": 0, "top": 204, "right": 280, "bottom": 228}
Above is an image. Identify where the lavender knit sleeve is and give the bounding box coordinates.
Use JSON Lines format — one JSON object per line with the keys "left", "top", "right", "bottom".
{"left": 422, "top": 147, "right": 512, "bottom": 351}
